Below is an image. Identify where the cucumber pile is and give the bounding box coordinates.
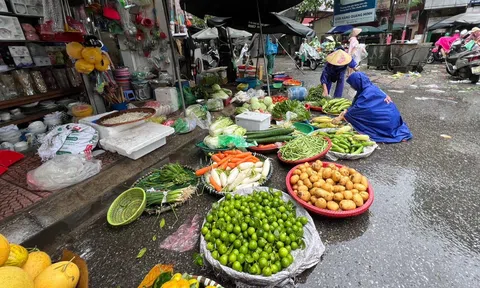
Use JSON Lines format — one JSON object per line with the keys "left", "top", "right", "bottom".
{"left": 322, "top": 98, "right": 352, "bottom": 115}
{"left": 245, "top": 128, "right": 295, "bottom": 145}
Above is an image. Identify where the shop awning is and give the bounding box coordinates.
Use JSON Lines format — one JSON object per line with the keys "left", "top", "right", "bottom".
{"left": 192, "top": 27, "right": 252, "bottom": 39}
{"left": 180, "top": 0, "right": 303, "bottom": 18}
{"left": 377, "top": 23, "right": 404, "bottom": 31}
{"left": 343, "top": 26, "right": 383, "bottom": 35}
{"left": 428, "top": 11, "right": 480, "bottom": 30}
{"left": 302, "top": 17, "right": 315, "bottom": 26}
{"left": 207, "top": 13, "right": 316, "bottom": 38}
{"left": 326, "top": 25, "right": 353, "bottom": 34}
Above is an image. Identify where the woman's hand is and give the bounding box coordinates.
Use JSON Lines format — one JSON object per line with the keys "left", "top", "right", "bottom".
{"left": 332, "top": 116, "right": 342, "bottom": 124}
{"left": 322, "top": 84, "right": 329, "bottom": 96}
{"left": 384, "top": 95, "right": 393, "bottom": 104}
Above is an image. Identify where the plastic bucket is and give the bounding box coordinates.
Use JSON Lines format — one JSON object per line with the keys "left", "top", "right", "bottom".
{"left": 112, "top": 102, "right": 128, "bottom": 111}
{"left": 287, "top": 87, "right": 308, "bottom": 101}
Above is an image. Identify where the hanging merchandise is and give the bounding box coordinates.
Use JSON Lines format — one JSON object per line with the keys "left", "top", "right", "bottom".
{"left": 66, "top": 42, "right": 84, "bottom": 59}
{"left": 81, "top": 47, "right": 102, "bottom": 64}
{"left": 42, "top": 0, "right": 65, "bottom": 33}
{"left": 75, "top": 59, "right": 95, "bottom": 74}
{"left": 95, "top": 55, "right": 110, "bottom": 72}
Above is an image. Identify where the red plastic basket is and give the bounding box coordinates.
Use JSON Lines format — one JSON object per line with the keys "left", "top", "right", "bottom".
{"left": 277, "top": 137, "right": 331, "bottom": 165}
{"left": 285, "top": 161, "right": 374, "bottom": 218}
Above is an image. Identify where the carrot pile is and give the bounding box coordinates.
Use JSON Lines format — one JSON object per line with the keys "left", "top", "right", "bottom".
{"left": 195, "top": 150, "right": 259, "bottom": 176}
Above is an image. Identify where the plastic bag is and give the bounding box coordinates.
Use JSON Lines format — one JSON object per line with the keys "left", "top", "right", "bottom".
{"left": 177, "top": 86, "right": 197, "bottom": 109}
{"left": 38, "top": 124, "right": 99, "bottom": 161}
{"left": 173, "top": 117, "right": 196, "bottom": 134}
{"left": 200, "top": 187, "right": 324, "bottom": 288}
{"left": 159, "top": 214, "right": 201, "bottom": 252}
{"left": 27, "top": 154, "right": 102, "bottom": 191}
{"left": 186, "top": 104, "right": 211, "bottom": 129}
{"left": 218, "top": 135, "right": 255, "bottom": 149}
{"left": 206, "top": 99, "right": 224, "bottom": 112}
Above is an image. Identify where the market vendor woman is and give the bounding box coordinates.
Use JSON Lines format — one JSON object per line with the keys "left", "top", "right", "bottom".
{"left": 321, "top": 49, "right": 357, "bottom": 98}
{"left": 333, "top": 72, "right": 412, "bottom": 143}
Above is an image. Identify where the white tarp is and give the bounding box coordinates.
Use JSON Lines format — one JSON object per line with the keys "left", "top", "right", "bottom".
{"left": 193, "top": 27, "right": 252, "bottom": 40}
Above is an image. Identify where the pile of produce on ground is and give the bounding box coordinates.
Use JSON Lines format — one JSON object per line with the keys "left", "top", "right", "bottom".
{"left": 235, "top": 96, "right": 275, "bottom": 115}
{"left": 209, "top": 84, "right": 233, "bottom": 100}
{"left": 310, "top": 116, "right": 344, "bottom": 129}
{"left": 289, "top": 161, "right": 369, "bottom": 211}
{"left": 196, "top": 150, "right": 271, "bottom": 192}
{"left": 203, "top": 117, "right": 247, "bottom": 150}
{"left": 134, "top": 163, "right": 198, "bottom": 207}
{"left": 272, "top": 100, "right": 311, "bottom": 121}
{"left": 0, "top": 233, "right": 85, "bottom": 287}
{"left": 138, "top": 265, "right": 220, "bottom": 288}
{"left": 271, "top": 96, "right": 289, "bottom": 104}
{"left": 305, "top": 85, "right": 328, "bottom": 108}
{"left": 313, "top": 129, "right": 375, "bottom": 154}
{"left": 201, "top": 190, "right": 308, "bottom": 275}
{"left": 278, "top": 134, "right": 328, "bottom": 161}
{"left": 322, "top": 98, "right": 352, "bottom": 115}
{"left": 245, "top": 128, "right": 295, "bottom": 146}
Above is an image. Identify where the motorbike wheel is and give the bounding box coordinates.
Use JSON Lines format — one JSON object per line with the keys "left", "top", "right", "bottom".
{"left": 426, "top": 54, "right": 435, "bottom": 64}
{"left": 387, "top": 58, "right": 400, "bottom": 72}
{"left": 445, "top": 63, "right": 456, "bottom": 76}
{"left": 309, "top": 60, "right": 318, "bottom": 70}
{"left": 470, "top": 74, "right": 480, "bottom": 84}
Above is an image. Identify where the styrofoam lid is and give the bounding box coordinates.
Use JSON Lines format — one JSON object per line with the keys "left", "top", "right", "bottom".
{"left": 235, "top": 111, "right": 271, "bottom": 122}
{"left": 100, "top": 122, "right": 174, "bottom": 155}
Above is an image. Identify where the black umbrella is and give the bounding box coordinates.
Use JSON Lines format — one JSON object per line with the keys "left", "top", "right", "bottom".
{"left": 208, "top": 13, "right": 315, "bottom": 38}
{"left": 180, "top": 0, "right": 303, "bottom": 18}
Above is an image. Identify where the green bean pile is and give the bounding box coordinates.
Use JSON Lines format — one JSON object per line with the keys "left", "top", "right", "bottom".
{"left": 279, "top": 135, "right": 328, "bottom": 161}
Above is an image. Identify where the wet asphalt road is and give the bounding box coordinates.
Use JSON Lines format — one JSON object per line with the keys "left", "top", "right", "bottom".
{"left": 25, "top": 59, "right": 480, "bottom": 287}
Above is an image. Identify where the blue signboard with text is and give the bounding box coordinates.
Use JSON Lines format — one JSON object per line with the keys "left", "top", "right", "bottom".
{"left": 334, "top": 0, "right": 377, "bottom": 26}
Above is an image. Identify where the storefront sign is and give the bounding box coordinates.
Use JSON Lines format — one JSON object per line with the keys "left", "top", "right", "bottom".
{"left": 333, "top": 0, "right": 377, "bottom": 26}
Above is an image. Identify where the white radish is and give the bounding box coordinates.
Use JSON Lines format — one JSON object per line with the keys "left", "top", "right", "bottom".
{"left": 236, "top": 182, "right": 260, "bottom": 190}
{"left": 227, "top": 168, "right": 239, "bottom": 184}
{"left": 220, "top": 172, "right": 227, "bottom": 187}
{"left": 211, "top": 169, "right": 221, "bottom": 186}
{"left": 254, "top": 168, "right": 263, "bottom": 173}
{"left": 262, "top": 159, "right": 271, "bottom": 177}
{"left": 242, "top": 173, "right": 262, "bottom": 184}
{"left": 238, "top": 162, "right": 254, "bottom": 170}
{"left": 255, "top": 162, "right": 264, "bottom": 168}
{"left": 230, "top": 171, "right": 249, "bottom": 188}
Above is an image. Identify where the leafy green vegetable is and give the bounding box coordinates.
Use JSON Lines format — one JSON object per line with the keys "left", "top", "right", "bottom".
{"left": 191, "top": 85, "right": 209, "bottom": 99}
{"left": 136, "top": 163, "right": 197, "bottom": 191}
{"left": 235, "top": 107, "right": 249, "bottom": 114}
{"left": 152, "top": 272, "right": 173, "bottom": 288}
{"left": 272, "top": 100, "right": 311, "bottom": 121}
{"left": 193, "top": 253, "right": 204, "bottom": 266}
{"left": 186, "top": 104, "right": 208, "bottom": 120}
{"left": 204, "top": 135, "right": 220, "bottom": 149}
{"left": 306, "top": 85, "right": 326, "bottom": 102}
{"left": 137, "top": 247, "right": 147, "bottom": 258}
{"left": 209, "top": 117, "right": 234, "bottom": 135}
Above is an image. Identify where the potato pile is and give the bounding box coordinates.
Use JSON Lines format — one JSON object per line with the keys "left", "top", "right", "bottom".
{"left": 289, "top": 161, "right": 369, "bottom": 211}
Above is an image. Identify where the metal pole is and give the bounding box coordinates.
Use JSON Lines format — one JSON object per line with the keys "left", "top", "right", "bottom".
{"left": 161, "top": 0, "right": 187, "bottom": 116}
{"left": 387, "top": 0, "right": 396, "bottom": 44}
{"left": 255, "top": 0, "right": 271, "bottom": 96}
{"left": 272, "top": 35, "right": 305, "bottom": 75}
{"left": 401, "top": 0, "right": 412, "bottom": 42}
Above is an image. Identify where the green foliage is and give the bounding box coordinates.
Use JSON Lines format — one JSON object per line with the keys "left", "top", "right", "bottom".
{"left": 297, "top": 0, "right": 333, "bottom": 13}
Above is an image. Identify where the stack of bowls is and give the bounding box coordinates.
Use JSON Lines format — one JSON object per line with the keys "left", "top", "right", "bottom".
{"left": 115, "top": 67, "right": 132, "bottom": 91}
{"left": 0, "top": 128, "right": 21, "bottom": 144}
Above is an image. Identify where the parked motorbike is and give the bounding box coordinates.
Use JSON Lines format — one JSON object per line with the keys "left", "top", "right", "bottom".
{"left": 294, "top": 52, "right": 322, "bottom": 70}
{"left": 202, "top": 47, "right": 219, "bottom": 70}
{"left": 445, "top": 49, "right": 480, "bottom": 83}
{"left": 427, "top": 47, "right": 444, "bottom": 64}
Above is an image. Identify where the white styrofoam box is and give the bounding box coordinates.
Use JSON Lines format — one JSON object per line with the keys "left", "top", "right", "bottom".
{"left": 235, "top": 112, "right": 271, "bottom": 131}
{"left": 99, "top": 122, "right": 174, "bottom": 160}
{"left": 78, "top": 111, "right": 145, "bottom": 139}
{"left": 154, "top": 87, "right": 178, "bottom": 112}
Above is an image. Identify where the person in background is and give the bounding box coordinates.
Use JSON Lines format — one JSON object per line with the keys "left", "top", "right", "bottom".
{"left": 321, "top": 49, "right": 357, "bottom": 98}
{"left": 265, "top": 35, "right": 278, "bottom": 75}
{"left": 465, "top": 27, "right": 480, "bottom": 46}
{"left": 348, "top": 28, "right": 362, "bottom": 64}
{"left": 333, "top": 72, "right": 412, "bottom": 143}
{"left": 298, "top": 38, "right": 308, "bottom": 69}
{"left": 435, "top": 30, "right": 460, "bottom": 57}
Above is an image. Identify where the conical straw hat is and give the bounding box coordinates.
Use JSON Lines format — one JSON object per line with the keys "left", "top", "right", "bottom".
{"left": 326, "top": 50, "right": 352, "bottom": 66}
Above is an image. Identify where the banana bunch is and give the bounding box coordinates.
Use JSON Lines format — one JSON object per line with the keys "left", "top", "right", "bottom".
{"left": 322, "top": 98, "right": 352, "bottom": 115}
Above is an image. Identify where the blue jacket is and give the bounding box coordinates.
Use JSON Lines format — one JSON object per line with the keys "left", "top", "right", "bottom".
{"left": 344, "top": 72, "right": 413, "bottom": 143}
{"left": 265, "top": 35, "right": 278, "bottom": 55}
